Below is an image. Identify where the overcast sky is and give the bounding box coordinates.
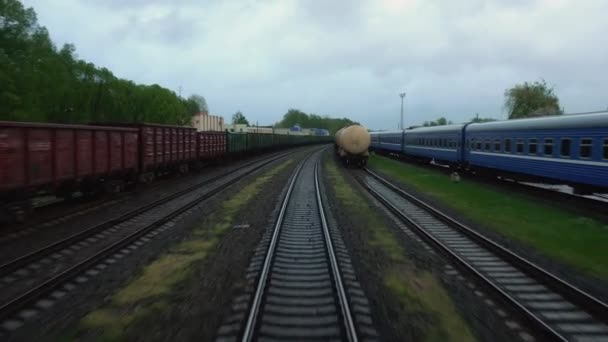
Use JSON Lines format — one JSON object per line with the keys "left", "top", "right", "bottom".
{"left": 24, "top": 0, "right": 608, "bottom": 129}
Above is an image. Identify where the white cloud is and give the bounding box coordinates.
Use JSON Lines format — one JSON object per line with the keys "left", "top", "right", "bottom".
{"left": 24, "top": 0, "right": 608, "bottom": 128}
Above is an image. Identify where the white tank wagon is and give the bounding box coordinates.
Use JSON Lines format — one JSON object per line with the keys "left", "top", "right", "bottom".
{"left": 334, "top": 125, "right": 371, "bottom": 167}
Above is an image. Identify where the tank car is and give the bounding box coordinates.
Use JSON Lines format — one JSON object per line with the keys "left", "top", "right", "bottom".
{"left": 335, "top": 125, "right": 371, "bottom": 167}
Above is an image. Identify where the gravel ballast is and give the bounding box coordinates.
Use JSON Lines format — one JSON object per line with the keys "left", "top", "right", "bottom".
{"left": 4, "top": 147, "right": 317, "bottom": 342}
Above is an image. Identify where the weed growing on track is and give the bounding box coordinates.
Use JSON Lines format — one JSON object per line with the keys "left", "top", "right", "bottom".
{"left": 368, "top": 154, "right": 608, "bottom": 281}
{"left": 325, "top": 157, "right": 476, "bottom": 342}
{"left": 77, "top": 160, "right": 293, "bottom": 340}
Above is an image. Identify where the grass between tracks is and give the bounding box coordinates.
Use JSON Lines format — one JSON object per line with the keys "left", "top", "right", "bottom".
{"left": 368, "top": 154, "right": 608, "bottom": 281}
{"left": 325, "top": 158, "right": 476, "bottom": 342}
{"left": 76, "top": 159, "right": 293, "bottom": 341}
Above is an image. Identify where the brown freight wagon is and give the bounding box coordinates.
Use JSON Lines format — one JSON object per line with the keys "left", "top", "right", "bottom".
{"left": 0, "top": 121, "right": 139, "bottom": 218}
{"left": 96, "top": 123, "right": 198, "bottom": 180}
{"left": 197, "top": 131, "right": 227, "bottom": 161}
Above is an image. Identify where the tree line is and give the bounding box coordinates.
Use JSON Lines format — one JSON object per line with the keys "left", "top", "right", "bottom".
{"left": 2, "top": 1, "right": 564, "bottom": 129}
{"left": 275, "top": 109, "right": 359, "bottom": 135}
{"left": 415, "top": 79, "right": 563, "bottom": 128}
{"left": 1, "top": 0, "right": 206, "bottom": 125}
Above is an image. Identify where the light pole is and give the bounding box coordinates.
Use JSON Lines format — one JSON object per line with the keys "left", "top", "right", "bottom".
{"left": 399, "top": 92, "right": 406, "bottom": 129}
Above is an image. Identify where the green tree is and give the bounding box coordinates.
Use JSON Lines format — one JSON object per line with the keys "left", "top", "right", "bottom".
{"left": 232, "top": 111, "right": 249, "bottom": 125}
{"left": 505, "top": 79, "right": 562, "bottom": 119}
{"left": 188, "top": 94, "right": 208, "bottom": 114}
{"left": 469, "top": 113, "right": 497, "bottom": 123}
{"left": 275, "top": 108, "right": 358, "bottom": 134}
{"left": 0, "top": 0, "right": 195, "bottom": 126}
{"left": 422, "top": 117, "right": 452, "bottom": 127}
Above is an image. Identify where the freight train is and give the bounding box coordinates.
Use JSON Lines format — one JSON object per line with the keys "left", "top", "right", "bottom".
{"left": 0, "top": 121, "right": 331, "bottom": 221}
{"left": 370, "top": 112, "right": 608, "bottom": 193}
{"left": 335, "top": 125, "right": 371, "bottom": 167}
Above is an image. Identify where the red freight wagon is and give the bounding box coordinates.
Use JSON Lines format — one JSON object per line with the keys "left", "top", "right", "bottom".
{"left": 0, "top": 121, "right": 139, "bottom": 199}
{"left": 97, "top": 123, "right": 197, "bottom": 176}
{"left": 197, "top": 131, "right": 227, "bottom": 160}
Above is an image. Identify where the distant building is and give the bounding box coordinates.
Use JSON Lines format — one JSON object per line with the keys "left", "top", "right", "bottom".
{"left": 192, "top": 112, "right": 224, "bottom": 132}
{"left": 222, "top": 123, "right": 248, "bottom": 133}
{"left": 221, "top": 123, "right": 321, "bottom": 136}
{"left": 248, "top": 126, "right": 274, "bottom": 134}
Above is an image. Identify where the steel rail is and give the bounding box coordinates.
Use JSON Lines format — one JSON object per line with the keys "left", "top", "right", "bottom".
{"left": 241, "top": 154, "right": 308, "bottom": 342}
{"left": 242, "top": 151, "right": 358, "bottom": 341}
{"left": 0, "top": 148, "right": 308, "bottom": 323}
{"left": 364, "top": 168, "right": 608, "bottom": 323}
{"left": 315, "top": 160, "right": 358, "bottom": 342}
{"left": 0, "top": 148, "right": 303, "bottom": 278}
{"left": 362, "top": 181, "right": 566, "bottom": 341}
{"left": 361, "top": 167, "right": 608, "bottom": 341}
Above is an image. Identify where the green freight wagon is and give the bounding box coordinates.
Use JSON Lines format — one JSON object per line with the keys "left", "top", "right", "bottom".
{"left": 227, "top": 132, "right": 247, "bottom": 155}
{"left": 247, "top": 133, "right": 273, "bottom": 153}
{"left": 273, "top": 134, "right": 289, "bottom": 149}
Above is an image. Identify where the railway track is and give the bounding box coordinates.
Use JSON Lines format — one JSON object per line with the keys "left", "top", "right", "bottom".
{"left": 0, "top": 148, "right": 308, "bottom": 247}
{"left": 218, "top": 150, "right": 377, "bottom": 341}
{"left": 0, "top": 148, "right": 308, "bottom": 332}
{"left": 0, "top": 196, "right": 129, "bottom": 246}
{"left": 360, "top": 168, "right": 608, "bottom": 342}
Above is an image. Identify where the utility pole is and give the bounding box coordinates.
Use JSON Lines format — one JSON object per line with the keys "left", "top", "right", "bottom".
{"left": 399, "top": 92, "right": 406, "bottom": 130}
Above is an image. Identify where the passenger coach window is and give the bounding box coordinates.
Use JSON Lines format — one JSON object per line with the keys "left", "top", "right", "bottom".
{"left": 529, "top": 139, "right": 538, "bottom": 155}
{"left": 476, "top": 141, "right": 482, "bottom": 150}
{"left": 485, "top": 139, "right": 491, "bottom": 151}
{"left": 504, "top": 139, "right": 511, "bottom": 153}
{"left": 494, "top": 139, "right": 501, "bottom": 152}
{"left": 516, "top": 139, "right": 524, "bottom": 154}
{"left": 580, "top": 138, "right": 592, "bottom": 159}
{"left": 560, "top": 138, "right": 571, "bottom": 157}
{"left": 544, "top": 139, "right": 554, "bottom": 156}
{"left": 604, "top": 139, "right": 608, "bottom": 159}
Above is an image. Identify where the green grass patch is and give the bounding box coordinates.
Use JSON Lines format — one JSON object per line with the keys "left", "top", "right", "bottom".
{"left": 368, "top": 154, "right": 608, "bottom": 281}
{"left": 385, "top": 272, "right": 476, "bottom": 342}
{"left": 78, "top": 160, "right": 293, "bottom": 340}
{"left": 325, "top": 158, "right": 476, "bottom": 341}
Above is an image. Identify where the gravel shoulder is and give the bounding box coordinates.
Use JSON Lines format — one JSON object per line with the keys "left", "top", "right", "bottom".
{"left": 5, "top": 147, "right": 316, "bottom": 342}
{"left": 321, "top": 151, "right": 528, "bottom": 342}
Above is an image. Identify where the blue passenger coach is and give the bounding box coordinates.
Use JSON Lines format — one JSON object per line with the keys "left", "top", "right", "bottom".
{"left": 370, "top": 130, "right": 404, "bottom": 153}
{"left": 402, "top": 124, "right": 466, "bottom": 164}
{"left": 465, "top": 113, "right": 608, "bottom": 191}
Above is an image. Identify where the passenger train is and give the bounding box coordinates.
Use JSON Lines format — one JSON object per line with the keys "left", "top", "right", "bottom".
{"left": 370, "top": 112, "right": 608, "bottom": 193}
